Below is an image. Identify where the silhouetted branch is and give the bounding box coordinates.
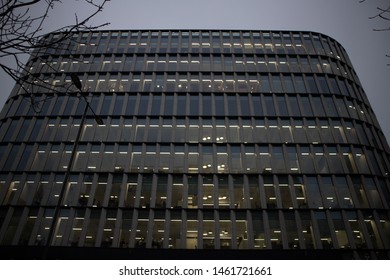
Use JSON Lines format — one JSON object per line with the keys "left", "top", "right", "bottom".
{"left": 0, "top": 0, "right": 109, "bottom": 112}
{"left": 359, "top": 1, "right": 390, "bottom": 64}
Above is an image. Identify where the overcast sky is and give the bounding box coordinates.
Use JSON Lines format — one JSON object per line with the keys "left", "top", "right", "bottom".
{"left": 1, "top": 0, "right": 389, "bottom": 143}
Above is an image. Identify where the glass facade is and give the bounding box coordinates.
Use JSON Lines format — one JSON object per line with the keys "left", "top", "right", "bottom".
{"left": 0, "top": 30, "right": 389, "bottom": 259}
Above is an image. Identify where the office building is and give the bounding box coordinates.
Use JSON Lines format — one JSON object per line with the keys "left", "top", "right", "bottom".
{"left": 0, "top": 30, "right": 389, "bottom": 259}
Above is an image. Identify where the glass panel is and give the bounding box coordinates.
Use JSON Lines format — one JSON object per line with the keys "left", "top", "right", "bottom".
{"left": 362, "top": 211, "right": 383, "bottom": 249}
{"left": 53, "top": 210, "right": 71, "bottom": 246}
{"left": 278, "top": 176, "right": 292, "bottom": 208}
{"left": 151, "top": 215, "right": 164, "bottom": 248}
{"left": 219, "top": 212, "right": 232, "bottom": 249}
{"left": 155, "top": 175, "right": 168, "bottom": 208}
{"left": 264, "top": 176, "right": 276, "bottom": 209}
{"left": 218, "top": 175, "right": 230, "bottom": 208}
{"left": 125, "top": 175, "right": 138, "bottom": 207}
{"left": 188, "top": 176, "right": 198, "bottom": 209}
{"left": 233, "top": 176, "right": 244, "bottom": 209}
{"left": 231, "top": 146, "right": 242, "bottom": 173}
{"left": 140, "top": 175, "right": 153, "bottom": 208}
{"left": 268, "top": 211, "right": 282, "bottom": 249}
{"left": 169, "top": 211, "right": 182, "bottom": 249}
{"left": 186, "top": 211, "right": 198, "bottom": 249}
{"left": 1, "top": 208, "right": 23, "bottom": 245}
{"left": 306, "top": 176, "right": 323, "bottom": 208}
{"left": 335, "top": 176, "right": 354, "bottom": 208}
{"left": 299, "top": 211, "right": 315, "bottom": 249}
{"left": 94, "top": 174, "right": 108, "bottom": 207}
{"left": 331, "top": 211, "right": 350, "bottom": 249}
{"left": 248, "top": 176, "right": 260, "bottom": 208}
{"left": 284, "top": 211, "right": 300, "bottom": 249}
{"left": 347, "top": 211, "right": 367, "bottom": 249}
{"left": 236, "top": 212, "right": 248, "bottom": 249}
{"left": 315, "top": 211, "right": 333, "bottom": 249}
{"left": 202, "top": 211, "right": 215, "bottom": 249}
{"left": 171, "top": 175, "right": 183, "bottom": 208}
{"left": 119, "top": 210, "right": 133, "bottom": 248}
{"left": 18, "top": 208, "right": 39, "bottom": 245}
{"left": 252, "top": 211, "right": 266, "bottom": 249}
{"left": 320, "top": 176, "right": 338, "bottom": 208}
{"left": 201, "top": 175, "right": 214, "bottom": 208}
{"left": 365, "top": 177, "right": 383, "bottom": 208}
{"left": 109, "top": 175, "right": 122, "bottom": 207}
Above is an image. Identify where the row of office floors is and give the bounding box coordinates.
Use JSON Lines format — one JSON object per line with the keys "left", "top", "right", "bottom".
{"left": 1, "top": 114, "right": 389, "bottom": 259}
{"left": 1, "top": 172, "right": 389, "bottom": 250}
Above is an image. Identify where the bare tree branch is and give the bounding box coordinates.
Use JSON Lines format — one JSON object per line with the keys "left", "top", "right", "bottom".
{"left": 0, "top": 0, "right": 42, "bottom": 18}
{"left": 369, "top": 6, "right": 390, "bottom": 21}
{"left": 0, "top": 0, "right": 109, "bottom": 112}
{"left": 359, "top": 1, "right": 390, "bottom": 64}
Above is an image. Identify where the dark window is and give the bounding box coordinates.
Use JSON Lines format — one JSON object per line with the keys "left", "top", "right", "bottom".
{"left": 252, "top": 95, "right": 264, "bottom": 116}
{"left": 164, "top": 95, "right": 174, "bottom": 115}
{"left": 202, "top": 95, "right": 212, "bottom": 116}
{"left": 16, "top": 119, "right": 30, "bottom": 142}
{"left": 52, "top": 96, "right": 65, "bottom": 115}
{"left": 277, "top": 96, "right": 288, "bottom": 116}
{"left": 288, "top": 96, "right": 300, "bottom": 116}
{"left": 283, "top": 75, "right": 295, "bottom": 93}
{"left": 17, "top": 144, "right": 33, "bottom": 171}
{"left": 151, "top": 95, "right": 161, "bottom": 116}
{"left": 227, "top": 95, "right": 238, "bottom": 116}
{"left": 138, "top": 95, "right": 149, "bottom": 115}
{"left": 113, "top": 95, "right": 124, "bottom": 115}
{"left": 29, "top": 119, "right": 43, "bottom": 141}
{"left": 189, "top": 95, "right": 199, "bottom": 116}
{"left": 265, "top": 96, "right": 276, "bottom": 116}
{"left": 215, "top": 95, "right": 225, "bottom": 116}
{"left": 294, "top": 75, "right": 306, "bottom": 93}
{"left": 260, "top": 75, "right": 271, "bottom": 92}
{"left": 3, "top": 145, "right": 19, "bottom": 170}
{"left": 100, "top": 95, "right": 112, "bottom": 115}
{"left": 317, "top": 76, "right": 330, "bottom": 94}
{"left": 15, "top": 97, "right": 29, "bottom": 116}
{"left": 125, "top": 95, "right": 136, "bottom": 115}
{"left": 240, "top": 96, "right": 250, "bottom": 116}
{"left": 312, "top": 97, "right": 325, "bottom": 116}
{"left": 63, "top": 97, "right": 75, "bottom": 115}
{"left": 306, "top": 76, "right": 318, "bottom": 93}
{"left": 177, "top": 95, "right": 186, "bottom": 115}
{"left": 271, "top": 75, "right": 283, "bottom": 92}
{"left": 300, "top": 96, "right": 313, "bottom": 116}
{"left": 88, "top": 95, "right": 100, "bottom": 116}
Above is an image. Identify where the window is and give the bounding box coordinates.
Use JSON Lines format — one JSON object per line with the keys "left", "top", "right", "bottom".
{"left": 252, "top": 211, "right": 266, "bottom": 249}
{"left": 315, "top": 211, "right": 333, "bottom": 249}
{"left": 215, "top": 95, "right": 225, "bottom": 116}
{"left": 331, "top": 211, "right": 350, "bottom": 249}
{"left": 240, "top": 96, "right": 250, "bottom": 116}
{"left": 277, "top": 96, "right": 288, "bottom": 116}
{"left": 284, "top": 211, "right": 299, "bottom": 248}
{"left": 202, "top": 210, "right": 215, "bottom": 249}
{"left": 218, "top": 175, "right": 230, "bottom": 208}
{"left": 186, "top": 210, "right": 198, "bottom": 248}
{"left": 173, "top": 145, "right": 185, "bottom": 172}
{"left": 231, "top": 146, "right": 242, "bottom": 173}
{"left": 84, "top": 209, "right": 101, "bottom": 247}
{"left": 169, "top": 211, "right": 182, "bottom": 249}
{"left": 299, "top": 211, "right": 315, "bottom": 249}
{"left": 320, "top": 176, "right": 338, "bottom": 208}
{"left": 153, "top": 175, "right": 167, "bottom": 208}
{"left": 265, "top": 96, "right": 276, "bottom": 116}
{"left": 306, "top": 176, "right": 323, "bottom": 208}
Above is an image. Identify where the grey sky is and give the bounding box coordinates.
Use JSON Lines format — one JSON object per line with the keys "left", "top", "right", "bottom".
{"left": 1, "top": 0, "right": 389, "bottom": 143}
